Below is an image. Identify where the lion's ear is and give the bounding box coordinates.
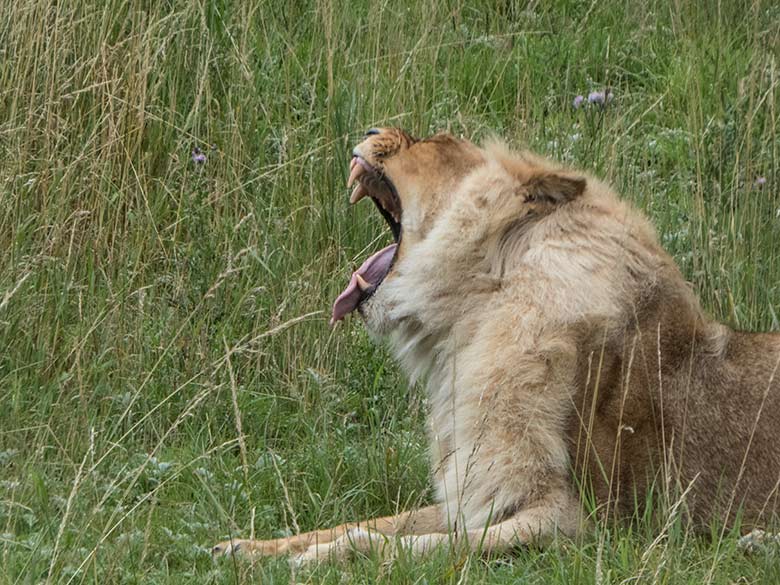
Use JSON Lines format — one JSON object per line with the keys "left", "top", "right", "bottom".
{"left": 527, "top": 173, "right": 586, "bottom": 204}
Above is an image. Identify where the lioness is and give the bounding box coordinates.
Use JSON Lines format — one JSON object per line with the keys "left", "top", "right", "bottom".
{"left": 214, "top": 128, "right": 780, "bottom": 562}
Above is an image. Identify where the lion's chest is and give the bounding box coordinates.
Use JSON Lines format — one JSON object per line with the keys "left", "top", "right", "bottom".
{"left": 426, "top": 380, "right": 530, "bottom": 530}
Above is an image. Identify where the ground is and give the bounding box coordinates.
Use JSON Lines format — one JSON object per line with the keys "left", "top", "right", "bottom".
{"left": 1, "top": 0, "right": 780, "bottom": 583}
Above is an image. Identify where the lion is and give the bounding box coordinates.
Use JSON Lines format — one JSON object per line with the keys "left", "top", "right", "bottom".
{"left": 213, "top": 127, "right": 780, "bottom": 563}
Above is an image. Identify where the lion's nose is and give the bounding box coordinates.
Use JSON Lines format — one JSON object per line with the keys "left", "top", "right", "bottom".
{"left": 365, "top": 128, "right": 381, "bottom": 136}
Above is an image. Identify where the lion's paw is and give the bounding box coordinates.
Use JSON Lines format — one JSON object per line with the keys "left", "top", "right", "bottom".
{"left": 212, "top": 539, "right": 247, "bottom": 558}
{"left": 738, "top": 529, "right": 780, "bottom": 554}
{"left": 291, "top": 528, "right": 380, "bottom": 567}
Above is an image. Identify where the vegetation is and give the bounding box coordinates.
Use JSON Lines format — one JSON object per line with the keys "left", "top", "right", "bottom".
{"left": 1, "top": 0, "right": 779, "bottom": 582}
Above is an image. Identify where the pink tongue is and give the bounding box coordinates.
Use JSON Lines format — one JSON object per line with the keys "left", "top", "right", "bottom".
{"left": 330, "top": 244, "right": 397, "bottom": 325}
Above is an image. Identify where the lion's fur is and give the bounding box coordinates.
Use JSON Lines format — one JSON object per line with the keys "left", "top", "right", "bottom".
{"left": 214, "top": 128, "right": 780, "bottom": 562}
{"left": 360, "top": 129, "right": 780, "bottom": 532}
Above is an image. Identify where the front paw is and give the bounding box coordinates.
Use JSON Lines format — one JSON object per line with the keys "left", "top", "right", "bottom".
{"left": 212, "top": 538, "right": 290, "bottom": 558}
{"left": 212, "top": 538, "right": 257, "bottom": 558}
{"left": 291, "top": 542, "right": 336, "bottom": 567}
{"left": 292, "top": 528, "right": 382, "bottom": 566}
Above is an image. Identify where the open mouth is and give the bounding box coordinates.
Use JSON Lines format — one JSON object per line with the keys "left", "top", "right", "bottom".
{"left": 330, "top": 155, "right": 402, "bottom": 325}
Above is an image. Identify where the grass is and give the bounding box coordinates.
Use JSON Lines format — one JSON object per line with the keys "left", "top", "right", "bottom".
{"left": 1, "top": 0, "right": 779, "bottom": 582}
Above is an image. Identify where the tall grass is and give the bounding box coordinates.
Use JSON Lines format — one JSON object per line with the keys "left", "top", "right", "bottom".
{"left": 0, "top": 0, "right": 779, "bottom": 583}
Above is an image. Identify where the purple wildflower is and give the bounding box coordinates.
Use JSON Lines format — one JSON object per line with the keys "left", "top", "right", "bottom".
{"left": 573, "top": 95, "right": 585, "bottom": 109}
{"left": 191, "top": 147, "right": 206, "bottom": 164}
{"left": 755, "top": 176, "right": 767, "bottom": 187}
{"left": 587, "top": 89, "right": 613, "bottom": 107}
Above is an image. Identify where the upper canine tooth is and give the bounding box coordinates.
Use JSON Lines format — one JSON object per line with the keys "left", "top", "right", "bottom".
{"left": 347, "top": 163, "right": 366, "bottom": 188}
{"left": 350, "top": 183, "right": 368, "bottom": 204}
{"left": 355, "top": 274, "right": 371, "bottom": 290}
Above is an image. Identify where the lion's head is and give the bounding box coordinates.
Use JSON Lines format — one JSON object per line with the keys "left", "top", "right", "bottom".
{"left": 331, "top": 127, "right": 600, "bottom": 333}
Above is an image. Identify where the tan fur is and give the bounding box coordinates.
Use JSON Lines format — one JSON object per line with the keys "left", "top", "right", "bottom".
{"left": 213, "top": 129, "right": 780, "bottom": 563}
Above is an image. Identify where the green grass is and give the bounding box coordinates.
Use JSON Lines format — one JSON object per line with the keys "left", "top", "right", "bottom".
{"left": 1, "top": 0, "right": 779, "bottom": 582}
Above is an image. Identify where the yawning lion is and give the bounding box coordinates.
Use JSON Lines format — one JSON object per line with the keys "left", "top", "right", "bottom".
{"left": 214, "top": 128, "right": 780, "bottom": 563}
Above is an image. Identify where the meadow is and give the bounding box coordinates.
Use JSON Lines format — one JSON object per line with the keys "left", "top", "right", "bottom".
{"left": 1, "top": 0, "right": 780, "bottom": 582}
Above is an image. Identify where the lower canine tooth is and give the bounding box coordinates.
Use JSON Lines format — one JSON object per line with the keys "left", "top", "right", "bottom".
{"left": 355, "top": 274, "right": 371, "bottom": 290}
{"left": 350, "top": 183, "right": 368, "bottom": 204}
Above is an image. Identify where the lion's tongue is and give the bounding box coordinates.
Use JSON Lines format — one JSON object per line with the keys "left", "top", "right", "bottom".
{"left": 331, "top": 243, "right": 397, "bottom": 325}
